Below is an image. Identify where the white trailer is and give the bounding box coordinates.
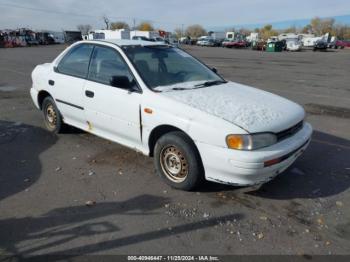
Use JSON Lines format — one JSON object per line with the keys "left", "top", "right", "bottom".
{"left": 302, "top": 36, "right": 322, "bottom": 47}
{"left": 130, "top": 30, "right": 159, "bottom": 39}
{"left": 225, "top": 32, "right": 235, "bottom": 40}
{"left": 278, "top": 33, "right": 299, "bottom": 41}
{"left": 87, "top": 29, "right": 130, "bottom": 40}
{"left": 246, "top": 32, "right": 259, "bottom": 42}
{"left": 208, "top": 31, "right": 225, "bottom": 40}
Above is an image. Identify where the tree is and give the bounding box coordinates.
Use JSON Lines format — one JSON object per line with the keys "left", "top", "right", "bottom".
{"left": 238, "top": 28, "right": 252, "bottom": 36}
{"left": 137, "top": 22, "right": 154, "bottom": 31}
{"left": 259, "top": 24, "right": 278, "bottom": 40}
{"left": 309, "top": 17, "right": 336, "bottom": 35}
{"left": 320, "top": 18, "right": 335, "bottom": 35}
{"left": 333, "top": 24, "right": 350, "bottom": 40}
{"left": 102, "top": 15, "right": 110, "bottom": 30}
{"left": 301, "top": 24, "right": 312, "bottom": 34}
{"left": 77, "top": 24, "right": 92, "bottom": 35}
{"left": 263, "top": 24, "right": 273, "bottom": 31}
{"left": 185, "top": 24, "right": 206, "bottom": 38}
{"left": 285, "top": 26, "right": 297, "bottom": 34}
{"left": 310, "top": 17, "right": 322, "bottom": 35}
{"left": 174, "top": 27, "right": 183, "bottom": 39}
{"left": 110, "top": 21, "right": 130, "bottom": 30}
{"left": 343, "top": 26, "right": 350, "bottom": 39}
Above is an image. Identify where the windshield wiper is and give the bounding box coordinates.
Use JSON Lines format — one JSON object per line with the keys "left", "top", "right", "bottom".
{"left": 168, "top": 87, "right": 188, "bottom": 91}
{"left": 156, "top": 80, "right": 227, "bottom": 92}
{"left": 194, "top": 80, "right": 227, "bottom": 88}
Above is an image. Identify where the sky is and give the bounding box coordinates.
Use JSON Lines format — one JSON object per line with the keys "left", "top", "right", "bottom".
{"left": 1, "top": 0, "right": 350, "bottom": 31}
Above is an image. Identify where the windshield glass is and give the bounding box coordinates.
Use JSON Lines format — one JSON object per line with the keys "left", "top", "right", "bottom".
{"left": 123, "top": 46, "right": 223, "bottom": 91}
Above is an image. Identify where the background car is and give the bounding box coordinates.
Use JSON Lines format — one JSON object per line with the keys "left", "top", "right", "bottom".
{"left": 222, "top": 39, "right": 248, "bottom": 48}
{"left": 197, "top": 37, "right": 214, "bottom": 46}
{"left": 221, "top": 38, "right": 233, "bottom": 47}
{"left": 201, "top": 39, "right": 217, "bottom": 47}
{"left": 286, "top": 39, "right": 302, "bottom": 51}
{"left": 132, "top": 35, "right": 151, "bottom": 41}
{"left": 328, "top": 39, "right": 350, "bottom": 49}
{"left": 313, "top": 40, "right": 328, "bottom": 51}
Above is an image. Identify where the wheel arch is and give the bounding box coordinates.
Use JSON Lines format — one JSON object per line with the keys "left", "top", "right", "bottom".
{"left": 148, "top": 125, "right": 203, "bottom": 162}
{"left": 37, "top": 90, "right": 52, "bottom": 110}
{"left": 148, "top": 125, "right": 184, "bottom": 157}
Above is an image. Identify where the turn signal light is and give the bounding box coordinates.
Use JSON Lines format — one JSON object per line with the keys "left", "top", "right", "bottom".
{"left": 226, "top": 135, "right": 244, "bottom": 150}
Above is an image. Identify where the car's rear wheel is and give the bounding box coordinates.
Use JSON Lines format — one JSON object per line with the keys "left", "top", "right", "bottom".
{"left": 42, "top": 97, "right": 65, "bottom": 133}
{"left": 154, "top": 131, "right": 204, "bottom": 191}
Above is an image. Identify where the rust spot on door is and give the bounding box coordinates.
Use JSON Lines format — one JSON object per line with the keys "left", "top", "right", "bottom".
{"left": 87, "top": 121, "right": 93, "bottom": 131}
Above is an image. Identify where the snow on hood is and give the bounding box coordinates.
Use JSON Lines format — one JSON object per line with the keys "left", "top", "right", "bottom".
{"left": 162, "top": 82, "right": 305, "bottom": 133}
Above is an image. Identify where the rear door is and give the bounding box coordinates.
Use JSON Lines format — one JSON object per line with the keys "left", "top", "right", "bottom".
{"left": 83, "top": 45, "right": 142, "bottom": 147}
{"left": 52, "top": 44, "right": 93, "bottom": 128}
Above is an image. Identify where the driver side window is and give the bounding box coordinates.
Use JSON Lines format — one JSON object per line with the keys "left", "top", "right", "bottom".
{"left": 88, "top": 46, "right": 135, "bottom": 87}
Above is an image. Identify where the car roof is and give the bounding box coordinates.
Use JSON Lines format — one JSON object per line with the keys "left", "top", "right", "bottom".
{"left": 82, "top": 39, "right": 165, "bottom": 47}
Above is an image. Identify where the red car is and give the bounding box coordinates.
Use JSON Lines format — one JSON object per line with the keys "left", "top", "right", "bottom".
{"left": 222, "top": 40, "right": 247, "bottom": 48}
{"left": 329, "top": 40, "right": 350, "bottom": 49}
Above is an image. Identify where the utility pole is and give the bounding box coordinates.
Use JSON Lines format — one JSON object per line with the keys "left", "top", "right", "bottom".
{"left": 181, "top": 24, "right": 184, "bottom": 39}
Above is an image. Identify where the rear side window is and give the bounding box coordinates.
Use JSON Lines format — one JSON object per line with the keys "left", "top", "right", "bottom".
{"left": 57, "top": 44, "right": 93, "bottom": 78}
{"left": 88, "top": 46, "right": 134, "bottom": 86}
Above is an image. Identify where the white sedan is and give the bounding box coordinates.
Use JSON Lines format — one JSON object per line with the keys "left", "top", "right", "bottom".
{"left": 30, "top": 39, "right": 312, "bottom": 190}
{"left": 286, "top": 39, "right": 303, "bottom": 51}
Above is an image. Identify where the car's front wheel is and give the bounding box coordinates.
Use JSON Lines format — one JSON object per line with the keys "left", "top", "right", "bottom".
{"left": 42, "top": 96, "right": 66, "bottom": 133}
{"left": 154, "top": 131, "right": 204, "bottom": 191}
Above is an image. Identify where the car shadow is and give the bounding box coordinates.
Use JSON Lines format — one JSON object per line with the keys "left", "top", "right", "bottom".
{"left": 0, "top": 194, "right": 244, "bottom": 256}
{"left": 0, "top": 120, "right": 58, "bottom": 201}
{"left": 199, "top": 131, "right": 350, "bottom": 199}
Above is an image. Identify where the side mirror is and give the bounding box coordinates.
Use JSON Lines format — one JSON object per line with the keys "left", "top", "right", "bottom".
{"left": 110, "top": 76, "right": 136, "bottom": 91}
{"left": 212, "top": 68, "right": 218, "bottom": 74}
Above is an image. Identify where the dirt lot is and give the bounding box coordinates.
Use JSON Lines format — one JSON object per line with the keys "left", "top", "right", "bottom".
{"left": 0, "top": 45, "right": 349, "bottom": 256}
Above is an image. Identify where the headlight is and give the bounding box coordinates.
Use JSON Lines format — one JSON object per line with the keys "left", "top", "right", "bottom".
{"left": 226, "top": 133, "right": 277, "bottom": 150}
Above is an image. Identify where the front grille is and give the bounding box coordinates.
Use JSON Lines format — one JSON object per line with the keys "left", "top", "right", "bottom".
{"left": 276, "top": 121, "right": 303, "bottom": 141}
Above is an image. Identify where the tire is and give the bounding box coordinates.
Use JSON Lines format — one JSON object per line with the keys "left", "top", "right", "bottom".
{"left": 154, "top": 131, "right": 204, "bottom": 191}
{"left": 42, "top": 96, "right": 66, "bottom": 133}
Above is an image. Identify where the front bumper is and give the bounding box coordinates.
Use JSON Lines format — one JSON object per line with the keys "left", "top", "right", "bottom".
{"left": 196, "top": 122, "right": 313, "bottom": 186}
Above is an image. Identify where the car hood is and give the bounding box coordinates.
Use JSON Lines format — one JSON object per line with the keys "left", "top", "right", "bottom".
{"left": 161, "top": 82, "right": 305, "bottom": 133}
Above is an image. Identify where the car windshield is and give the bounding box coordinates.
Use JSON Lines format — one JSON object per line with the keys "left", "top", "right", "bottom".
{"left": 123, "top": 45, "right": 224, "bottom": 91}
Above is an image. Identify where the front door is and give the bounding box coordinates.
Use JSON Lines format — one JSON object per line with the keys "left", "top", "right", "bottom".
{"left": 83, "top": 45, "right": 142, "bottom": 148}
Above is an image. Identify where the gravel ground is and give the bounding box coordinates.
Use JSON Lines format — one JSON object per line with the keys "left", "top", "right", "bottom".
{"left": 0, "top": 44, "right": 349, "bottom": 257}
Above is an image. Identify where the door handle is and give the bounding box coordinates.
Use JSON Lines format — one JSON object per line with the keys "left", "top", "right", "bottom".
{"left": 48, "top": 80, "right": 55, "bottom": 86}
{"left": 85, "top": 90, "right": 94, "bottom": 98}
